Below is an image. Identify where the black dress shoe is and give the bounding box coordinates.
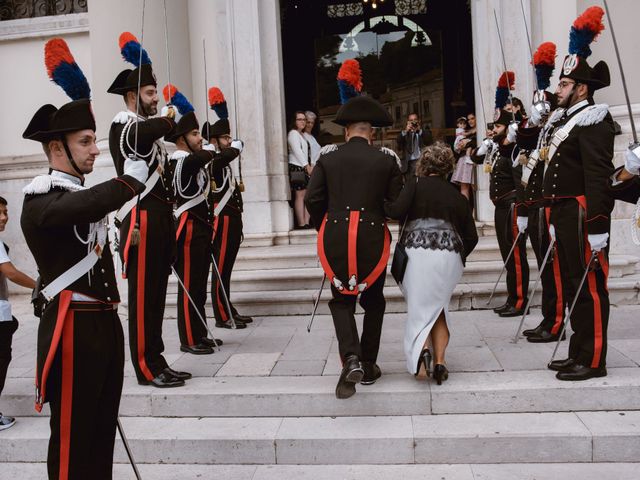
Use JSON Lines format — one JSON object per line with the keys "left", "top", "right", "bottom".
{"left": 234, "top": 314, "right": 253, "bottom": 324}
{"left": 138, "top": 372, "right": 185, "bottom": 388}
{"left": 498, "top": 305, "right": 530, "bottom": 317}
{"left": 216, "top": 320, "right": 247, "bottom": 329}
{"left": 547, "top": 358, "right": 575, "bottom": 372}
{"left": 335, "top": 355, "right": 364, "bottom": 399}
{"left": 556, "top": 363, "right": 607, "bottom": 381}
{"left": 164, "top": 367, "right": 192, "bottom": 380}
{"left": 492, "top": 303, "right": 510, "bottom": 313}
{"left": 522, "top": 323, "right": 544, "bottom": 337}
{"left": 361, "top": 362, "right": 382, "bottom": 385}
{"left": 527, "top": 329, "right": 566, "bottom": 343}
{"left": 180, "top": 343, "right": 214, "bottom": 355}
{"left": 433, "top": 364, "right": 449, "bottom": 385}
{"left": 201, "top": 337, "right": 223, "bottom": 347}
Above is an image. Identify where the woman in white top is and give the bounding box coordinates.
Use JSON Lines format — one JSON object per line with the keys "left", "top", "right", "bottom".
{"left": 304, "top": 111, "right": 321, "bottom": 165}
{"left": 288, "top": 111, "right": 313, "bottom": 228}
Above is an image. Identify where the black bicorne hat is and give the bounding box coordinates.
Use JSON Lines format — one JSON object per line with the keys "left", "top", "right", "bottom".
{"left": 202, "top": 118, "right": 231, "bottom": 139}
{"left": 23, "top": 99, "right": 96, "bottom": 143}
{"left": 493, "top": 108, "right": 523, "bottom": 127}
{"left": 334, "top": 95, "right": 393, "bottom": 128}
{"left": 559, "top": 55, "right": 610, "bottom": 91}
{"left": 165, "top": 111, "right": 199, "bottom": 144}
{"left": 108, "top": 64, "right": 157, "bottom": 95}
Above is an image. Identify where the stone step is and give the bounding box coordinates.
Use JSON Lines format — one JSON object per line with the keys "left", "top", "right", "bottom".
{"left": 233, "top": 235, "right": 526, "bottom": 271}
{"left": 6, "top": 463, "right": 640, "bottom": 480}
{"left": 165, "top": 255, "right": 639, "bottom": 294}
{"left": 4, "top": 368, "right": 640, "bottom": 418}
{"left": 2, "top": 411, "right": 640, "bottom": 464}
{"left": 160, "top": 274, "right": 640, "bottom": 317}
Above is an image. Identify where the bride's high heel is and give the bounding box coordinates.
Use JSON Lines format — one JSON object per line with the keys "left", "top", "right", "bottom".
{"left": 415, "top": 348, "right": 432, "bottom": 379}
{"left": 433, "top": 364, "right": 449, "bottom": 385}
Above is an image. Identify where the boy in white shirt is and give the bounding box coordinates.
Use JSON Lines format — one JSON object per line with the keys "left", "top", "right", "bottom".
{"left": 0, "top": 196, "right": 36, "bottom": 431}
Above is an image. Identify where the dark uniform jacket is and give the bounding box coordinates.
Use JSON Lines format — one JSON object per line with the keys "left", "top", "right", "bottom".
{"left": 305, "top": 136, "right": 402, "bottom": 293}
{"left": 609, "top": 166, "right": 640, "bottom": 204}
{"left": 542, "top": 102, "right": 615, "bottom": 234}
{"left": 21, "top": 171, "right": 144, "bottom": 406}
{"left": 208, "top": 148, "right": 242, "bottom": 218}
{"left": 109, "top": 113, "right": 176, "bottom": 211}
{"left": 171, "top": 147, "right": 239, "bottom": 226}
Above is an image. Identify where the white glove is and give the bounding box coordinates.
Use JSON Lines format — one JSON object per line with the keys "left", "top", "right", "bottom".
{"left": 517, "top": 216, "right": 528, "bottom": 234}
{"left": 112, "top": 111, "right": 130, "bottom": 125}
{"left": 231, "top": 139, "right": 244, "bottom": 153}
{"left": 624, "top": 145, "right": 640, "bottom": 175}
{"left": 548, "top": 224, "right": 556, "bottom": 242}
{"left": 161, "top": 105, "right": 177, "bottom": 119}
{"left": 507, "top": 122, "right": 519, "bottom": 143}
{"left": 124, "top": 157, "right": 149, "bottom": 184}
{"left": 202, "top": 143, "right": 216, "bottom": 152}
{"left": 588, "top": 233, "right": 609, "bottom": 252}
{"left": 477, "top": 139, "right": 491, "bottom": 156}
{"left": 529, "top": 104, "right": 542, "bottom": 126}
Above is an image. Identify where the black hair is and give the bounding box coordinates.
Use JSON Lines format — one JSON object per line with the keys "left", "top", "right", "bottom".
{"left": 0, "top": 196, "right": 7, "bottom": 206}
{"left": 289, "top": 111, "right": 307, "bottom": 132}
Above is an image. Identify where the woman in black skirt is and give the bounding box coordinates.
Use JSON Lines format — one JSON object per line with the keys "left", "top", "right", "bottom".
{"left": 288, "top": 111, "right": 314, "bottom": 228}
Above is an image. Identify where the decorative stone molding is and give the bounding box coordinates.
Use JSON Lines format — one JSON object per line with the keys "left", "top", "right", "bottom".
{"left": 0, "top": 12, "right": 88, "bottom": 41}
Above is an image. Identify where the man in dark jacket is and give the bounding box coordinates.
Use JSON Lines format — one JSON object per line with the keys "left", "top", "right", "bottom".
{"left": 396, "top": 113, "right": 433, "bottom": 178}
{"left": 305, "top": 95, "right": 402, "bottom": 399}
{"left": 545, "top": 30, "right": 616, "bottom": 380}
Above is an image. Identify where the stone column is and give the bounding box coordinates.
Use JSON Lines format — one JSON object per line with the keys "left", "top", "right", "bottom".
{"left": 471, "top": 0, "right": 534, "bottom": 223}
{"left": 188, "top": 0, "right": 291, "bottom": 244}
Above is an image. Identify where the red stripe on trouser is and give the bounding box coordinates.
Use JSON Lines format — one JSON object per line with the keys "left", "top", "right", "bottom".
{"left": 59, "top": 312, "right": 75, "bottom": 480}
{"left": 511, "top": 207, "right": 525, "bottom": 309}
{"left": 585, "top": 237, "right": 605, "bottom": 368}
{"left": 545, "top": 207, "right": 564, "bottom": 335}
{"left": 176, "top": 211, "right": 188, "bottom": 241}
{"left": 35, "top": 290, "right": 72, "bottom": 412}
{"left": 215, "top": 216, "right": 229, "bottom": 322}
{"left": 347, "top": 211, "right": 360, "bottom": 280}
{"left": 136, "top": 210, "right": 154, "bottom": 381}
{"left": 182, "top": 220, "right": 195, "bottom": 345}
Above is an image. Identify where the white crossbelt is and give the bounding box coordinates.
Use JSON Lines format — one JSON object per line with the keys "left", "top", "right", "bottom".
{"left": 213, "top": 168, "right": 236, "bottom": 216}
{"left": 40, "top": 245, "right": 104, "bottom": 302}
{"left": 115, "top": 167, "right": 161, "bottom": 224}
{"left": 548, "top": 106, "right": 598, "bottom": 162}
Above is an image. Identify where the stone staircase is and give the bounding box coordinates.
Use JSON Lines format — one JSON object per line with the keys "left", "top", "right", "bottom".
{"left": 159, "top": 223, "right": 640, "bottom": 318}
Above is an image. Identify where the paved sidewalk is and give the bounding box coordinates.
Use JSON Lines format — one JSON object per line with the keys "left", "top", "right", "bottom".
{"left": 3, "top": 294, "right": 640, "bottom": 383}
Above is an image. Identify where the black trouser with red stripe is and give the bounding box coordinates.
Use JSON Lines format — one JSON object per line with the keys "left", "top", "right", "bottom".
{"left": 494, "top": 200, "right": 529, "bottom": 309}
{"left": 329, "top": 273, "right": 386, "bottom": 363}
{"left": 120, "top": 205, "right": 175, "bottom": 382}
{"left": 46, "top": 304, "right": 124, "bottom": 480}
{"left": 528, "top": 206, "right": 564, "bottom": 333}
{"left": 211, "top": 214, "right": 242, "bottom": 324}
{"left": 176, "top": 215, "right": 212, "bottom": 346}
{"left": 549, "top": 199, "right": 610, "bottom": 368}
{"left": 0, "top": 317, "right": 18, "bottom": 398}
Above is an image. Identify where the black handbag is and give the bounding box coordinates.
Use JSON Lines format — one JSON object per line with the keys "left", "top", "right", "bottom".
{"left": 391, "top": 216, "right": 409, "bottom": 285}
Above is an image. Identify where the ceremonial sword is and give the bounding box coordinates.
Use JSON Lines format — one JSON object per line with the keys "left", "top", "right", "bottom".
{"left": 307, "top": 273, "right": 326, "bottom": 333}
{"left": 210, "top": 253, "right": 238, "bottom": 329}
{"left": 486, "top": 231, "right": 523, "bottom": 306}
{"left": 512, "top": 238, "right": 555, "bottom": 343}
{"left": 548, "top": 251, "right": 598, "bottom": 366}
{"left": 226, "top": 0, "right": 245, "bottom": 192}
{"left": 117, "top": 418, "right": 142, "bottom": 480}
{"left": 171, "top": 266, "right": 222, "bottom": 347}
{"left": 493, "top": 9, "right": 517, "bottom": 124}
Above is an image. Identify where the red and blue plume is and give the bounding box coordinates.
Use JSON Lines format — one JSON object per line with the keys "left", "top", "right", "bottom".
{"left": 337, "top": 59, "right": 363, "bottom": 104}
{"left": 119, "top": 32, "right": 152, "bottom": 67}
{"left": 569, "top": 6, "right": 605, "bottom": 58}
{"left": 208, "top": 87, "right": 229, "bottom": 120}
{"left": 162, "top": 84, "right": 194, "bottom": 115}
{"left": 532, "top": 42, "right": 556, "bottom": 90}
{"left": 44, "top": 38, "right": 91, "bottom": 101}
{"left": 495, "top": 71, "right": 515, "bottom": 110}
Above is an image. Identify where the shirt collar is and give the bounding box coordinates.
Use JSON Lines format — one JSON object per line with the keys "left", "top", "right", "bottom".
{"left": 50, "top": 169, "right": 84, "bottom": 186}
{"left": 566, "top": 99, "right": 589, "bottom": 117}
